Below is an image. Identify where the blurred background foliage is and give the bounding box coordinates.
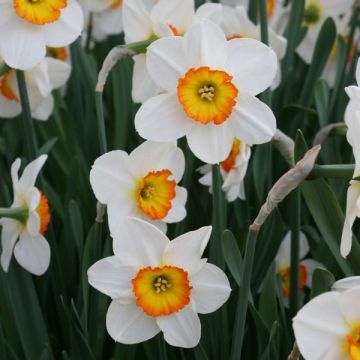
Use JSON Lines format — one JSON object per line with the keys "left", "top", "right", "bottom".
{"left": 0, "top": 0, "right": 359, "bottom": 359}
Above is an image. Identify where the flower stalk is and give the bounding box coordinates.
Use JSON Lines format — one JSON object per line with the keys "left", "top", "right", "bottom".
{"left": 16, "top": 70, "right": 38, "bottom": 160}
{"left": 289, "top": 189, "right": 301, "bottom": 318}
{"left": 0, "top": 206, "right": 28, "bottom": 223}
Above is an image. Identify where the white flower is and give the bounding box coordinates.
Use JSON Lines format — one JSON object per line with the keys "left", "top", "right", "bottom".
{"left": 297, "top": 0, "right": 353, "bottom": 64}
{"left": 293, "top": 286, "right": 360, "bottom": 359}
{"left": 90, "top": 141, "right": 187, "bottom": 235}
{"left": 206, "top": 5, "right": 287, "bottom": 89}
{"left": 80, "top": 0, "right": 123, "bottom": 42}
{"left": 135, "top": 20, "right": 277, "bottom": 164}
{"left": 0, "top": 155, "right": 51, "bottom": 276}
{"left": 341, "top": 59, "right": 360, "bottom": 257}
{"left": 198, "top": 138, "right": 251, "bottom": 201}
{"left": 88, "top": 217, "right": 231, "bottom": 348}
{"left": 123, "top": 0, "right": 222, "bottom": 103}
{"left": 219, "top": 0, "right": 290, "bottom": 34}
{"left": 0, "top": 0, "right": 83, "bottom": 70}
{"left": 332, "top": 276, "right": 360, "bottom": 293}
{"left": 275, "top": 231, "right": 323, "bottom": 303}
{"left": 0, "top": 57, "right": 71, "bottom": 121}
{"left": 322, "top": 13, "right": 359, "bottom": 87}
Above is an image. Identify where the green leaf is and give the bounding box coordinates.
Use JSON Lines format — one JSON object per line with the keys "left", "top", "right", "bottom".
{"left": 314, "top": 79, "right": 330, "bottom": 128}
{"left": 259, "top": 263, "right": 278, "bottom": 330}
{"left": 69, "top": 200, "right": 84, "bottom": 256}
{"left": 0, "top": 264, "right": 50, "bottom": 360}
{"left": 310, "top": 268, "right": 335, "bottom": 299}
{"left": 294, "top": 130, "right": 309, "bottom": 163}
{"left": 281, "top": 0, "right": 305, "bottom": 75}
{"left": 301, "top": 178, "right": 360, "bottom": 275}
{"left": 221, "top": 230, "right": 243, "bottom": 286}
{"left": 299, "top": 18, "right": 336, "bottom": 106}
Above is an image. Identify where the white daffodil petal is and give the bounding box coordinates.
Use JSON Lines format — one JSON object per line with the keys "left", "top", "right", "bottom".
{"left": 338, "top": 287, "right": 360, "bottom": 324}
{"left": 183, "top": 20, "right": 227, "bottom": 69}
{"left": 195, "top": 3, "right": 222, "bottom": 25}
{"left": 275, "top": 231, "right": 291, "bottom": 268}
{"left": 135, "top": 93, "right": 195, "bottom": 142}
{"left": 332, "top": 276, "right": 360, "bottom": 293}
{"left": 106, "top": 300, "right": 160, "bottom": 344}
{"left": 230, "top": 92, "right": 276, "bottom": 145}
{"left": 10, "top": 158, "right": 21, "bottom": 192}
{"left": 341, "top": 182, "right": 360, "bottom": 257}
{"left": 300, "top": 259, "right": 323, "bottom": 288}
{"left": 156, "top": 305, "right": 201, "bottom": 348}
{"left": 27, "top": 211, "right": 41, "bottom": 236}
{"left": 123, "top": 0, "right": 153, "bottom": 43}
{"left": 14, "top": 232, "right": 50, "bottom": 276}
{"left": 186, "top": 122, "right": 234, "bottom": 164}
{"left": 147, "top": 36, "right": 188, "bottom": 92}
{"left": 89, "top": 150, "right": 133, "bottom": 204}
{"left": 45, "top": 58, "right": 71, "bottom": 89}
{"left": 0, "top": 218, "right": 21, "bottom": 272}
{"left": 190, "top": 263, "right": 231, "bottom": 314}
{"left": 162, "top": 186, "right": 187, "bottom": 223}
{"left": 225, "top": 38, "right": 277, "bottom": 96}
{"left": 132, "top": 53, "right": 160, "bottom": 104}
{"left": 33, "top": 95, "right": 54, "bottom": 121}
{"left": 163, "top": 226, "right": 211, "bottom": 274}
{"left": 129, "top": 141, "right": 185, "bottom": 182}
{"left": 293, "top": 292, "right": 348, "bottom": 360}
{"left": 18, "top": 154, "right": 47, "bottom": 190}
{"left": 150, "top": 0, "right": 194, "bottom": 36}
{"left": 43, "top": 0, "right": 84, "bottom": 47}
{"left": 87, "top": 256, "right": 137, "bottom": 302}
{"left": 0, "top": 9, "right": 45, "bottom": 70}
{"left": 113, "top": 217, "right": 169, "bottom": 267}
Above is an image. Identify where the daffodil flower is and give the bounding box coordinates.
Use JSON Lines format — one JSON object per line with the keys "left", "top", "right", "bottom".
{"left": 220, "top": 0, "right": 290, "bottom": 35}
{"left": 0, "top": 155, "right": 51, "bottom": 276}
{"left": 275, "top": 231, "right": 323, "bottom": 304}
{"left": 88, "top": 217, "right": 231, "bottom": 348}
{"left": 135, "top": 20, "right": 277, "bottom": 164}
{"left": 0, "top": 57, "right": 71, "bottom": 120}
{"left": 293, "top": 286, "right": 360, "bottom": 359}
{"left": 297, "top": 0, "right": 353, "bottom": 64}
{"left": 332, "top": 276, "right": 360, "bottom": 293}
{"left": 0, "top": 0, "right": 84, "bottom": 70}
{"left": 123, "top": 0, "right": 222, "bottom": 103}
{"left": 212, "top": 5, "right": 287, "bottom": 89}
{"left": 341, "top": 59, "right": 360, "bottom": 257}
{"left": 90, "top": 141, "right": 187, "bottom": 235}
{"left": 198, "top": 137, "right": 251, "bottom": 201}
{"left": 322, "top": 13, "right": 359, "bottom": 88}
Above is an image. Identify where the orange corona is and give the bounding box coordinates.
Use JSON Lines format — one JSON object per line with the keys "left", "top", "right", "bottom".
{"left": 13, "top": 0, "right": 67, "bottom": 25}
{"left": 221, "top": 138, "right": 241, "bottom": 173}
{"left": 279, "top": 264, "right": 307, "bottom": 298}
{"left": 177, "top": 67, "right": 238, "bottom": 125}
{"left": 36, "top": 192, "right": 50, "bottom": 235}
{"left": 136, "top": 169, "right": 176, "bottom": 220}
{"left": 0, "top": 71, "right": 18, "bottom": 101}
{"left": 132, "top": 265, "right": 191, "bottom": 317}
{"left": 47, "top": 46, "right": 68, "bottom": 61}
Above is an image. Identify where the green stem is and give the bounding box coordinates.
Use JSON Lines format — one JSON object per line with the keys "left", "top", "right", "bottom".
{"left": 259, "top": 0, "right": 269, "bottom": 45}
{"left": 125, "top": 36, "right": 158, "bottom": 54}
{"left": 230, "top": 229, "right": 258, "bottom": 360}
{"left": 95, "top": 92, "right": 108, "bottom": 155}
{"left": 0, "top": 63, "right": 10, "bottom": 76}
{"left": 16, "top": 70, "right": 38, "bottom": 160}
{"left": 210, "top": 164, "right": 225, "bottom": 267}
{"left": 309, "top": 164, "right": 354, "bottom": 179}
{"left": 0, "top": 206, "right": 28, "bottom": 223}
{"left": 289, "top": 189, "right": 300, "bottom": 318}
{"left": 85, "top": 12, "right": 93, "bottom": 53}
